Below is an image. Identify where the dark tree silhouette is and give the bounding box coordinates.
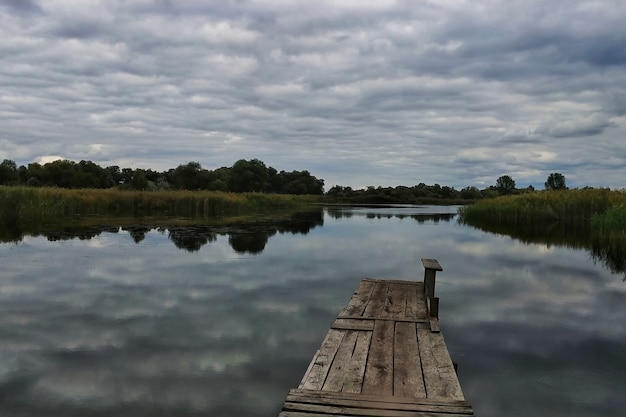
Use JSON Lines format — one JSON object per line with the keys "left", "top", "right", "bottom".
{"left": 545, "top": 172, "right": 567, "bottom": 190}
{"left": 496, "top": 175, "right": 516, "bottom": 195}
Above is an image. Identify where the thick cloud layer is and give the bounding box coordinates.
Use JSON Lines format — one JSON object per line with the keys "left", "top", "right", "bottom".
{"left": 1, "top": 0, "right": 625, "bottom": 189}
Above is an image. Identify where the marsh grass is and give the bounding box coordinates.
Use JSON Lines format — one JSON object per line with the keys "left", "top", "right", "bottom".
{"left": 0, "top": 186, "right": 318, "bottom": 223}
{"left": 592, "top": 205, "right": 626, "bottom": 232}
{"left": 459, "top": 189, "right": 626, "bottom": 230}
{"left": 459, "top": 189, "right": 626, "bottom": 279}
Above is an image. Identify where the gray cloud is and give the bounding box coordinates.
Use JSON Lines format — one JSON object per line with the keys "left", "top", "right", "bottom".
{"left": 534, "top": 114, "right": 616, "bottom": 138}
{"left": 0, "top": 0, "right": 42, "bottom": 14}
{"left": 0, "top": 0, "right": 625, "bottom": 189}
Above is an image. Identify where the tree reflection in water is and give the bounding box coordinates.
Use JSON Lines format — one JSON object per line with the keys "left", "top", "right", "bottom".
{"left": 122, "top": 226, "right": 151, "bottom": 244}
{"left": 326, "top": 206, "right": 456, "bottom": 223}
{"left": 0, "top": 209, "right": 325, "bottom": 254}
{"left": 168, "top": 227, "right": 218, "bottom": 252}
{"left": 4, "top": 207, "right": 625, "bottom": 278}
{"left": 590, "top": 234, "right": 626, "bottom": 280}
{"left": 228, "top": 230, "right": 273, "bottom": 254}
{"left": 460, "top": 217, "right": 626, "bottom": 280}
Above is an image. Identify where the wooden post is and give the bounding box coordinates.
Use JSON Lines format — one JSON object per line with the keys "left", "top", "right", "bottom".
{"left": 421, "top": 258, "right": 442, "bottom": 298}
{"left": 429, "top": 296, "right": 439, "bottom": 318}
{"left": 422, "top": 258, "right": 442, "bottom": 320}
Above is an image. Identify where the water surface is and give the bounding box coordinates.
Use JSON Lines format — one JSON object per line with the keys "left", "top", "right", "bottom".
{"left": 0, "top": 206, "right": 624, "bottom": 416}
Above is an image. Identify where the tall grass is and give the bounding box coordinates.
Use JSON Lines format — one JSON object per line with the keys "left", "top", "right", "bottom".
{"left": 0, "top": 186, "right": 319, "bottom": 223}
{"left": 459, "top": 189, "right": 626, "bottom": 230}
{"left": 459, "top": 189, "right": 626, "bottom": 279}
{"left": 592, "top": 205, "right": 626, "bottom": 232}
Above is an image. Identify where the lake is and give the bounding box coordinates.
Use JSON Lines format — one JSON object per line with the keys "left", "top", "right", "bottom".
{"left": 0, "top": 205, "right": 624, "bottom": 416}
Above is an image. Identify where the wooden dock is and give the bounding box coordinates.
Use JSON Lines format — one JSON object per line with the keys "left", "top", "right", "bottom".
{"left": 278, "top": 259, "right": 474, "bottom": 417}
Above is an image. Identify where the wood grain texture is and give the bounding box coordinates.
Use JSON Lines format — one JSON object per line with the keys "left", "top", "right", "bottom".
{"left": 281, "top": 277, "right": 473, "bottom": 417}
{"left": 323, "top": 330, "right": 359, "bottom": 391}
{"left": 332, "top": 318, "right": 375, "bottom": 331}
{"left": 394, "top": 322, "right": 426, "bottom": 398}
{"left": 342, "top": 331, "right": 372, "bottom": 393}
{"left": 361, "top": 320, "right": 394, "bottom": 396}
{"left": 387, "top": 282, "right": 408, "bottom": 319}
{"left": 417, "top": 329, "right": 464, "bottom": 401}
{"left": 288, "top": 389, "right": 471, "bottom": 407}
{"left": 421, "top": 258, "right": 443, "bottom": 271}
{"left": 404, "top": 283, "right": 419, "bottom": 320}
{"left": 339, "top": 279, "right": 376, "bottom": 318}
{"left": 363, "top": 281, "right": 390, "bottom": 318}
{"left": 282, "top": 401, "right": 472, "bottom": 416}
{"left": 300, "top": 329, "right": 344, "bottom": 390}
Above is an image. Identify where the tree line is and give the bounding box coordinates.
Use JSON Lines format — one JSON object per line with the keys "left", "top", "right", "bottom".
{"left": 0, "top": 158, "right": 325, "bottom": 195}
{"left": 326, "top": 173, "right": 569, "bottom": 203}
{"left": 0, "top": 157, "right": 570, "bottom": 201}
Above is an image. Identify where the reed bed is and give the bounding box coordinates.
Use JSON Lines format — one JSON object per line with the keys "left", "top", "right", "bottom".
{"left": 592, "top": 205, "right": 626, "bottom": 232}
{"left": 0, "top": 186, "right": 318, "bottom": 222}
{"left": 459, "top": 188, "right": 626, "bottom": 230}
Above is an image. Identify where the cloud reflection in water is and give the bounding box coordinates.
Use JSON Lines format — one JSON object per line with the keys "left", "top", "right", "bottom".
{"left": 0, "top": 206, "right": 624, "bottom": 416}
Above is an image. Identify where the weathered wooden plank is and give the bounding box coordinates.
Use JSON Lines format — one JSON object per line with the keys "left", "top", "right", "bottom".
{"left": 404, "top": 282, "right": 419, "bottom": 320}
{"left": 300, "top": 329, "right": 345, "bottom": 390}
{"left": 288, "top": 389, "right": 472, "bottom": 407}
{"left": 429, "top": 317, "right": 440, "bottom": 333}
{"left": 414, "top": 290, "right": 428, "bottom": 320}
{"left": 285, "top": 392, "right": 474, "bottom": 413}
{"left": 279, "top": 412, "right": 331, "bottom": 417}
{"left": 361, "top": 320, "right": 394, "bottom": 396}
{"left": 417, "top": 328, "right": 464, "bottom": 400}
{"left": 332, "top": 318, "right": 375, "bottom": 331}
{"left": 283, "top": 276, "right": 473, "bottom": 417}
{"left": 342, "top": 330, "right": 372, "bottom": 393}
{"left": 368, "top": 279, "right": 418, "bottom": 285}
{"left": 336, "top": 315, "right": 428, "bottom": 324}
{"left": 278, "top": 411, "right": 467, "bottom": 417}
{"left": 363, "top": 281, "right": 390, "bottom": 318}
{"left": 282, "top": 401, "right": 472, "bottom": 416}
{"left": 338, "top": 279, "right": 376, "bottom": 318}
{"left": 394, "top": 322, "right": 426, "bottom": 398}
{"left": 323, "top": 330, "right": 359, "bottom": 391}
{"left": 407, "top": 283, "right": 428, "bottom": 321}
{"left": 421, "top": 258, "right": 442, "bottom": 271}
{"left": 387, "top": 282, "right": 407, "bottom": 319}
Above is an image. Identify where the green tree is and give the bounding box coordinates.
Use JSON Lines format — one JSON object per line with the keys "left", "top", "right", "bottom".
{"left": 129, "top": 169, "right": 148, "bottom": 190}
{"left": 326, "top": 185, "right": 353, "bottom": 197}
{"left": 76, "top": 160, "right": 107, "bottom": 188}
{"left": 0, "top": 159, "right": 19, "bottom": 185}
{"left": 169, "top": 161, "right": 206, "bottom": 190}
{"left": 207, "top": 167, "right": 230, "bottom": 191}
{"left": 460, "top": 186, "right": 482, "bottom": 200}
{"left": 495, "top": 175, "right": 516, "bottom": 195}
{"left": 105, "top": 165, "right": 122, "bottom": 186}
{"left": 545, "top": 172, "right": 567, "bottom": 190}
{"left": 277, "top": 170, "right": 325, "bottom": 195}
{"left": 25, "top": 163, "right": 43, "bottom": 186}
{"left": 228, "top": 159, "right": 270, "bottom": 192}
{"left": 41, "top": 160, "right": 77, "bottom": 188}
{"left": 120, "top": 168, "right": 134, "bottom": 185}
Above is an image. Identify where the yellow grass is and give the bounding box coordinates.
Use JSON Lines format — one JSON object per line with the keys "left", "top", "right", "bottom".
{"left": 459, "top": 188, "right": 626, "bottom": 227}
{"left": 0, "top": 186, "right": 320, "bottom": 222}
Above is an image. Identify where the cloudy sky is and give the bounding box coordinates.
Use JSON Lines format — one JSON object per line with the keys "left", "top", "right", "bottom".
{"left": 1, "top": 0, "right": 625, "bottom": 190}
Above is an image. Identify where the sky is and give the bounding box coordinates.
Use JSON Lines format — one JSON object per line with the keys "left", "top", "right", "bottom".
{"left": 1, "top": 0, "right": 625, "bottom": 190}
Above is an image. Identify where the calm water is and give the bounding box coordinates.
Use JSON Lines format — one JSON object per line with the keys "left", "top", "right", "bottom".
{"left": 0, "top": 206, "right": 624, "bottom": 417}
